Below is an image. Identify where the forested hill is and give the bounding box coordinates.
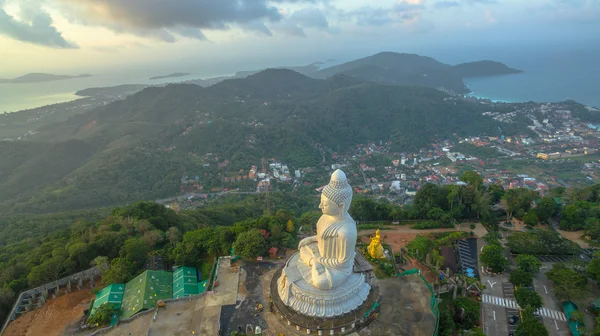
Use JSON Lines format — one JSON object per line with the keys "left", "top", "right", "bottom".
{"left": 452, "top": 61, "right": 523, "bottom": 78}
{"left": 313, "top": 52, "right": 468, "bottom": 93}
{"left": 0, "top": 69, "right": 526, "bottom": 214}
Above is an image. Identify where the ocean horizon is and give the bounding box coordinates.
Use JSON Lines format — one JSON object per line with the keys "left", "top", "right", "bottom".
{"left": 1, "top": 47, "right": 599, "bottom": 113}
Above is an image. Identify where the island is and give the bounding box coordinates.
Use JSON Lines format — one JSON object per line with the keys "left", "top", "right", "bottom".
{"left": 451, "top": 60, "right": 523, "bottom": 78}
{"left": 0, "top": 73, "right": 92, "bottom": 84}
{"left": 149, "top": 72, "right": 190, "bottom": 80}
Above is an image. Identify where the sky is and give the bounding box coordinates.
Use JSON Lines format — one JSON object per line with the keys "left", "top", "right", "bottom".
{"left": 0, "top": 0, "right": 599, "bottom": 78}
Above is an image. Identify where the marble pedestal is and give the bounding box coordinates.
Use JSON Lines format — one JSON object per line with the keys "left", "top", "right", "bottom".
{"left": 277, "top": 251, "right": 371, "bottom": 318}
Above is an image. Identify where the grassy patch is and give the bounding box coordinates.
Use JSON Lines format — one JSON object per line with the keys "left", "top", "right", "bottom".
{"left": 372, "top": 263, "right": 391, "bottom": 279}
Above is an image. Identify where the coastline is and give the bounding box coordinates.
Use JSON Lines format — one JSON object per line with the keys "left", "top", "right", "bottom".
{"left": 0, "top": 91, "right": 83, "bottom": 114}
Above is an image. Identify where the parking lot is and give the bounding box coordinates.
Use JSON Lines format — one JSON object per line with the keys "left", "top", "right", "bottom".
{"left": 502, "top": 282, "right": 519, "bottom": 335}
{"left": 457, "top": 239, "right": 479, "bottom": 278}
{"left": 534, "top": 255, "right": 574, "bottom": 262}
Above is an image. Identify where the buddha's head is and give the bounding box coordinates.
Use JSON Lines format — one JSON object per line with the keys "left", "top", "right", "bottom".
{"left": 320, "top": 169, "right": 353, "bottom": 218}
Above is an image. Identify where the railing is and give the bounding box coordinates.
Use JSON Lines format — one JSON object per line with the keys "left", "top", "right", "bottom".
{"left": 0, "top": 264, "right": 106, "bottom": 336}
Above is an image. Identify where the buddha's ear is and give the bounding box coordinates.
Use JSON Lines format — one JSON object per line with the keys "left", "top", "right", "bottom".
{"left": 338, "top": 202, "right": 345, "bottom": 218}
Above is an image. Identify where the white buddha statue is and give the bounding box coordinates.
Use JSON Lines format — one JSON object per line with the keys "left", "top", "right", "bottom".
{"left": 298, "top": 169, "right": 357, "bottom": 289}
{"left": 276, "top": 169, "right": 370, "bottom": 318}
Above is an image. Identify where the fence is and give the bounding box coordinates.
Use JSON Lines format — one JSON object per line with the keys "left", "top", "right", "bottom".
{"left": 0, "top": 264, "right": 106, "bottom": 336}
{"left": 397, "top": 268, "right": 440, "bottom": 336}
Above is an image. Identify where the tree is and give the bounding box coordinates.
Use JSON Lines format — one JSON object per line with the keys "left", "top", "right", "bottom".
{"left": 515, "top": 287, "right": 543, "bottom": 309}
{"left": 559, "top": 203, "right": 588, "bottom": 231}
{"left": 536, "top": 196, "right": 558, "bottom": 223}
{"left": 101, "top": 258, "right": 134, "bottom": 285}
{"left": 546, "top": 263, "right": 588, "bottom": 300}
{"left": 134, "top": 220, "right": 152, "bottom": 235}
{"left": 437, "top": 306, "right": 455, "bottom": 336}
{"left": 483, "top": 231, "right": 502, "bottom": 244}
{"left": 515, "top": 254, "right": 541, "bottom": 274}
{"left": 119, "top": 238, "right": 151, "bottom": 268}
{"left": 587, "top": 258, "right": 600, "bottom": 282}
{"left": 91, "top": 256, "right": 109, "bottom": 269}
{"left": 27, "top": 256, "right": 76, "bottom": 286}
{"left": 515, "top": 307, "right": 549, "bottom": 336}
{"left": 300, "top": 211, "right": 321, "bottom": 232}
{"left": 523, "top": 210, "right": 538, "bottom": 228}
{"left": 467, "top": 328, "right": 486, "bottom": 336}
{"left": 427, "top": 207, "right": 445, "bottom": 221}
{"left": 454, "top": 297, "right": 480, "bottom": 329}
{"left": 480, "top": 243, "right": 507, "bottom": 272}
{"left": 0, "top": 287, "right": 15, "bottom": 324}
{"left": 68, "top": 242, "right": 91, "bottom": 268}
{"left": 509, "top": 268, "right": 533, "bottom": 287}
{"left": 87, "top": 303, "right": 118, "bottom": 326}
{"left": 285, "top": 220, "right": 295, "bottom": 233}
{"left": 232, "top": 229, "right": 266, "bottom": 258}
{"left": 488, "top": 183, "right": 505, "bottom": 203}
{"left": 142, "top": 230, "right": 165, "bottom": 247}
{"left": 501, "top": 188, "right": 537, "bottom": 221}
{"left": 406, "top": 235, "right": 434, "bottom": 262}
{"left": 166, "top": 227, "right": 182, "bottom": 247}
{"left": 461, "top": 171, "right": 483, "bottom": 189}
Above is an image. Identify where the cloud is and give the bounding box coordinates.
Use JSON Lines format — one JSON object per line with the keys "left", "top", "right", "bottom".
{"left": 290, "top": 8, "right": 329, "bottom": 29}
{"left": 55, "top": 0, "right": 326, "bottom": 41}
{"left": 484, "top": 9, "right": 497, "bottom": 23}
{"left": 242, "top": 20, "right": 273, "bottom": 36}
{"left": 434, "top": 1, "right": 461, "bottom": 9}
{"left": 274, "top": 7, "right": 335, "bottom": 37}
{"left": 0, "top": 0, "right": 77, "bottom": 48}
{"left": 336, "top": 0, "right": 427, "bottom": 28}
{"left": 348, "top": 7, "right": 394, "bottom": 26}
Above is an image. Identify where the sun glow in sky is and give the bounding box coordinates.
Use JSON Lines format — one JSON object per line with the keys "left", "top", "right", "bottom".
{"left": 0, "top": 0, "right": 599, "bottom": 77}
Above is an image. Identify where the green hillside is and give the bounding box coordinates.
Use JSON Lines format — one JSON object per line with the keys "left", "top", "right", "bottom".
{"left": 0, "top": 69, "right": 526, "bottom": 213}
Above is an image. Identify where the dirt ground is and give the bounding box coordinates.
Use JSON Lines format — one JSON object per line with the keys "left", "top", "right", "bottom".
{"left": 556, "top": 229, "right": 589, "bottom": 248}
{"left": 359, "top": 275, "right": 435, "bottom": 336}
{"left": 358, "top": 223, "right": 488, "bottom": 252}
{"left": 3, "top": 288, "right": 93, "bottom": 336}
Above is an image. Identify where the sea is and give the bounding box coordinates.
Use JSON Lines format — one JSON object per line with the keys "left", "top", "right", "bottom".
{"left": 1, "top": 46, "right": 599, "bottom": 113}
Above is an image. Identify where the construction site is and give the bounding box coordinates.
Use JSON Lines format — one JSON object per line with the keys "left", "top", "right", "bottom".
{"left": 1, "top": 248, "right": 437, "bottom": 336}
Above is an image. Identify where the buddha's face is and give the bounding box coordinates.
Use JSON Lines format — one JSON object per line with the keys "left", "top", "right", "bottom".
{"left": 319, "top": 194, "right": 342, "bottom": 217}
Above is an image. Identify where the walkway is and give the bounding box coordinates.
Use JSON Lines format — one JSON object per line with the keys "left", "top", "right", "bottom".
{"left": 481, "top": 294, "right": 567, "bottom": 322}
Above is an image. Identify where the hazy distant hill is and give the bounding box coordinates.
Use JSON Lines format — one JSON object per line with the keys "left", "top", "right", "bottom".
{"left": 149, "top": 72, "right": 191, "bottom": 80}
{"left": 0, "top": 73, "right": 92, "bottom": 84}
{"left": 1, "top": 69, "right": 527, "bottom": 213}
{"left": 311, "top": 52, "right": 521, "bottom": 94}
{"left": 70, "top": 52, "right": 520, "bottom": 99}
{"left": 452, "top": 61, "right": 522, "bottom": 78}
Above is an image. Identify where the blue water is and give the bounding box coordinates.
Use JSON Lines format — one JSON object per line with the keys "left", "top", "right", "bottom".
{"left": 442, "top": 47, "right": 600, "bottom": 108}
{"left": 2, "top": 45, "right": 599, "bottom": 112}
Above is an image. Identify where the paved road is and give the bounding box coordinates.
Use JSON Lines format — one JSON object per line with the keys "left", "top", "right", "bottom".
{"left": 503, "top": 282, "right": 519, "bottom": 336}
{"left": 478, "top": 238, "right": 509, "bottom": 336}
{"left": 482, "top": 295, "right": 567, "bottom": 321}
{"left": 534, "top": 263, "right": 571, "bottom": 336}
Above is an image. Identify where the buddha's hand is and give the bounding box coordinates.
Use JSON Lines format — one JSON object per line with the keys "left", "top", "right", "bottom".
{"left": 298, "top": 236, "right": 316, "bottom": 248}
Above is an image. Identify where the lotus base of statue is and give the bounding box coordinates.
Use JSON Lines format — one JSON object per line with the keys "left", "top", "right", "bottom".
{"left": 277, "top": 250, "right": 371, "bottom": 317}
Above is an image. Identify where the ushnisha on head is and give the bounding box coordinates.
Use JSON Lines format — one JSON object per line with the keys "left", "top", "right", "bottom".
{"left": 320, "top": 169, "right": 353, "bottom": 218}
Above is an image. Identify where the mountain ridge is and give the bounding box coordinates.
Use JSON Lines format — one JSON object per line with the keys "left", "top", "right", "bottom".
{"left": 0, "top": 73, "right": 92, "bottom": 84}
